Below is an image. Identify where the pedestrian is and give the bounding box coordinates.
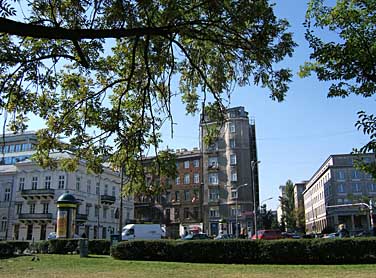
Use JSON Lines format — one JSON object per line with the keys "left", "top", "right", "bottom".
{"left": 337, "top": 224, "right": 349, "bottom": 238}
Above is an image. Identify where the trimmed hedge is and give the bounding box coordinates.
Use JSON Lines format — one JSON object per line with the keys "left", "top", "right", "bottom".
{"left": 88, "top": 240, "right": 111, "bottom": 255}
{"left": 111, "top": 238, "right": 376, "bottom": 264}
{"left": 31, "top": 239, "right": 111, "bottom": 255}
{"left": 0, "top": 241, "right": 29, "bottom": 258}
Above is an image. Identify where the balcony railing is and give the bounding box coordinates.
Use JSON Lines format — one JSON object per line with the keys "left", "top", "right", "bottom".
{"left": 100, "top": 195, "right": 116, "bottom": 204}
{"left": 76, "top": 213, "right": 88, "bottom": 221}
{"left": 21, "top": 189, "right": 55, "bottom": 199}
{"left": 18, "top": 213, "right": 53, "bottom": 220}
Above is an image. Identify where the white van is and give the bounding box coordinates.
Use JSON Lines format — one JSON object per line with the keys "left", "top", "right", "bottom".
{"left": 121, "top": 224, "right": 164, "bottom": 240}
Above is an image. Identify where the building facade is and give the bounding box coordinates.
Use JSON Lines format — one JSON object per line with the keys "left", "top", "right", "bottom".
{"left": 134, "top": 148, "right": 203, "bottom": 238}
{"left": 200, "top": 106, "right": 259, "bottom": 236}
{"left": 303, "top": 154, "right": 375, "bottom": 234}
{"left": 0, "top": 132, "right": 134, "bottom": 240}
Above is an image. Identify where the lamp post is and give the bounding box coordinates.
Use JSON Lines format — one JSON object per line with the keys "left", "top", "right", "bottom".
{"left": 235, "top": 183, "right": 248, "bottom": 237}
{"left": 251, "top": 160, "right": 260, "bottom": 238}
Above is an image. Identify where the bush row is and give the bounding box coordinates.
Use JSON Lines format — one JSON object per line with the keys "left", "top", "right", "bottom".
{"left": 0, "top": 239, "right": 111, "bottom": 257}
{"left": 111, "top": 238, "right": 376, "bottom": 264}
{"left": 33, "top": 239, "right": 111, "bottom": 255}
{"left": 0, "top": 241, "right": 29, "bottom": 258}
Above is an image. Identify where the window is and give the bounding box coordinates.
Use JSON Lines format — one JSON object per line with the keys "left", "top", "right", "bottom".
{"left": 184, "top": 161, "right": 190, "bottom": 169}
{"left": 19, "top": 177, "right": 25, "bottom": 191}
{"left": 16, "top": 203, "right": 22, "bottom": 214}
{"left": 174, "top": 208, "right": 180, "bottom": 220}
{"left": 230, "top": 154, "right": 237, "bottom": 165}
{"left": 4, "top": 188, "right": 10, "bottom": 201}
{"left": 166, "top": 191, "right": 171, "bottom": 202}
{"left": 231, "top": 170, "right": 237, "bottom": 182}
{"left": 184, "top": 174, "right": 190, "bottom": 184}
{"left": 352, "top": 183, "right": 361, "bottom": 193}
{"left": 208, "top": 173, "right": 218, "bottom": 184}
{"left": 337, "top": 183, "right": 345, "bottom": 193}
{"left": 184, "top": 190, "right": 190, "bottom": 201}
{"left": 0, "top": 217, "right": 7, "bottom": 232}
{"left": 209, "top": 208, "right": 219, "bottom": 217}
{"left": 45, "top": 176, "right": 51, "bottom": 189}
{"left": 209, "top": 189, "right": 219, "bottom": 201}
{"left": 193, "top": 207, "right": 199, "bottom": 219}
{"left": 58, "top": 175, "right": 65, "bottom": 189}
{"left": 174, "top": 191, "right": 180, "bottom": 202}
{"left": 86, "top": 204, "right": 90, "bottom": 216}
{"left": 193, "top": 160, "right": 199, "bottom": 168}
{"left": 231, "top": 207, "right": 239, "bottom": 217}
{"left": 76, "top": 177, "right": 81, "bottom": 191}
{"left": 87, "top": 180, "right": 91, "bottom": 193}
{"left": 112, "top": 186, "right": 116, "bottom": 196}
{"left": 230, "top": 138, "right": 236, "bottom": 149}
{"left": 103, "top": 207, "right": 108, "bottom": 219}
{"left": 337, "top": 171, "right": 345, "bottom": 181}
{"left": 368, "top": 183, "right": 376, "bottom": 192}
{"left": 111, "top": 208, "right": 115, "bottom": 219}
{"left": 208, "top": 157, "right": 218, "bottom": 168}
{"left": 352, "top": 170, "right": 361, "bottom": 180}
{"left": 32, "top": 177, "right": 38, "bottom": 190}
{"left": 43, "top": 203, "right": 49, "bottom": 214}
{"left": 193, "top": 173, "right": 200, "bottom": 184}
{"left": 95, "top": 206, "right": 99, "bottom": 217}
{"left": 229, "top": 123, "right": 236, "bottom": 133}
{"left": 231, "top": 189, "right": 238, "bottom": 199}
{"left": 104, "top": 184, "right": 108, "bottom": 195}
{"left": 96, "top": 182, "right": 100, "bottom": 195}
{"left": 208, "top": 142, "right": 218, "bottom": 151}
{"left": 184, "top": 208, "right": 190, "bottom": 219}
{"left": 15, "top": 144, "right": 21, "bottom": 152}
{"left": 29, "top": 203, "right": 35, "bottom": 214}
{"left": 175, "top": 176, "right": 180, "bottom": 185}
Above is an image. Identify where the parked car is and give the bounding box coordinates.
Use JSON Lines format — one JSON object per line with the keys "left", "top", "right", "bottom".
{"left": 214, "top": 234, "right": 234, "bottom": 240}
{"left": 47, "top": 232, "right": 57, "bottom": 240}
{"left": 281, "top": 232, "right": 301, "bottom": 239}
{"left": 183, "top": 233, "right": 210, "bottom": 240}
{"left": 322, "top": 232, "right": 338, "bottom": 239}
{"left": 251, "top": 230, "right": 283, "bottom": 240}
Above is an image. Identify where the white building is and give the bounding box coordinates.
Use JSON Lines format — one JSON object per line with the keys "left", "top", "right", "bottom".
{"left": 0, "top": 132, "right": 134, "bottom": 240}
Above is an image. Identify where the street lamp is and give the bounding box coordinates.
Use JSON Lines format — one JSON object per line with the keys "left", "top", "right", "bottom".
{"left": 251, "top": 160, "right": 260, "bottom": 238}
{"left": 234, "top": 183, "right": 248, "bottom": 237}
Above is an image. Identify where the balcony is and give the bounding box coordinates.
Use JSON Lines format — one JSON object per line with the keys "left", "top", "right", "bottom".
{"left": 100, "top": 195, "right": 115, "bottom": 204}
{"left": 21, "top": 189, "right": 55, "bottom": 200}
{"left": 76, "top": 213, "right": 88, "bottom": 222}
{"left": 18, "top": 213, "right": 53, "bottom": 223}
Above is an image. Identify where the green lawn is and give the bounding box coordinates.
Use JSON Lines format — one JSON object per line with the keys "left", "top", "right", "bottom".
{"left": 1, "top": 255, "right": 376, "bottom": 278}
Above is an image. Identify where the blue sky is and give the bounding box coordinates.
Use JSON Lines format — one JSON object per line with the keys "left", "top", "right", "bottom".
{"left": 158, "top": 0, "right": 376, "bottom": 209}
{"left": 5, "top": 1, "right": 375, "bottom": 210}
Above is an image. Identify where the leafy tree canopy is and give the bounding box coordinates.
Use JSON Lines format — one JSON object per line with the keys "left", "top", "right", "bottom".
{"left": 0, "top": 0, "right": 295, "bottom": 194}
{"left": 300, "top": 0, "right": 376, "bottom": 176}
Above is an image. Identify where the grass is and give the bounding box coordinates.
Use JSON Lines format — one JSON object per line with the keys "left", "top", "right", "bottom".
{"left": 1, "top": 255, "right": 376, "bottom": 278}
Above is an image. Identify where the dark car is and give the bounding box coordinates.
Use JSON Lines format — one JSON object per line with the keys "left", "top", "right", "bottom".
{"left": 251, "top": 230, "right": 283, "bottom": 240}
{"left": 183, "top": 233, "right": 210, "bottom": 240}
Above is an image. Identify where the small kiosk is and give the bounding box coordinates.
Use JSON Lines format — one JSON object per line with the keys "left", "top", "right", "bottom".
{"left": 56, "top": 193, "right": 78, "bottom": 239}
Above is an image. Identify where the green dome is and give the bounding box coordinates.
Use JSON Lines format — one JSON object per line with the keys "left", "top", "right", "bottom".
{"left": 57, "top": 193, "right": 78, "bottom": 204}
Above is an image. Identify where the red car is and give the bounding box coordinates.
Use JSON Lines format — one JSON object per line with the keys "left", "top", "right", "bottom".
{"left": 251, "top": 230, "right": 283, "bottom": 240}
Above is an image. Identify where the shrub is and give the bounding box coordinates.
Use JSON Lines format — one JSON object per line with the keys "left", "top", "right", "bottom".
{"left": 89, "top": 240, "right": 110, "bottom": 255}
{"left": 48, "top": 239, "right": 79, "bottom": 254}
{"left": 111, "top": 238, "right": 376, "bottom": 264}
{"left": 0, "top": 241, "right": 29, "bottom": 258}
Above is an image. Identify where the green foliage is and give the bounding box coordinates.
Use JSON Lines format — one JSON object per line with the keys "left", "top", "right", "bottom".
{"left": 0, "top": 241, "right": 29, "bottom": 258}
{"left": 47, "top": 239, "right": 79, "bottom": 254}
{"left": 279, "top": 180, "right": 296, "bottom": 231}
{"left": 112, "top": 238, "right": 376, "bottom": 264}
{"left": 302, "top": 0, "right": 376, "bottom": 178}
{"left": 0, "top": 0, "right": 296, "bottom": 195}
{"left": 88, "top": 239, "right": 111, "bottom": 255}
